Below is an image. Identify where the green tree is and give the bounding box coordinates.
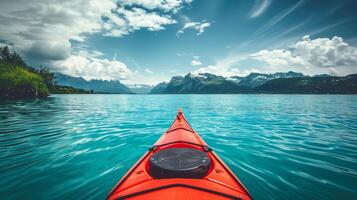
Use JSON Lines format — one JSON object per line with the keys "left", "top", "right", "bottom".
{"left": 38, "top": 66, "right": 55, "bottom": 88}
{"left": 0, "top": 46, "right": 27, "bottom": 67}
{"left": 0, "top": 46, "right": 11, "bottom": 61}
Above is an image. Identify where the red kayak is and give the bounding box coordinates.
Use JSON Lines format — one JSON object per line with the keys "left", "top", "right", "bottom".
{"left": 108, "top": 109, "right": 252, "bottom": 200}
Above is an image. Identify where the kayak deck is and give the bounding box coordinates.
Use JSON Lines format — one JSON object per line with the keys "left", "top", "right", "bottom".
{"left": 108, "top": 110, "right": 252, "bottom": 200}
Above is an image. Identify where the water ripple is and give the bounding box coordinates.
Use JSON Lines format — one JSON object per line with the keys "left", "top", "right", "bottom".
{"left": 0, "top": 94, "right": 357, "bottom": 200}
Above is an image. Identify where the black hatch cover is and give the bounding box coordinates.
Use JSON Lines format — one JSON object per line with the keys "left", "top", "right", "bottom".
{"left": 149, "top": 148, "right": 211, "bottom": 178}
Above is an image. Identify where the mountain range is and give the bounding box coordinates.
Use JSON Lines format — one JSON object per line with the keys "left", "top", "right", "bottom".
{"left": 54, "top": 71, "right": 357, "bottom": 94}
{"left": 151, "top": 73, "right": 252, "bottom": 94}
{"left": 150, "top": 72, "right": 357, "bottom": 94}
{"left": 6, "top": 44, "right": 354, "bottom": 96}
{"left": 54, "top": 73, "right": 132, "bottom": 94}
{"left": 55, "top": 73, "right": 155, "bottom": 94}
{"left": 227, "top": 71, "right": 305, "bottom": 87}
{"left": 255, "top": 74, "right": 357, "bottom": 94}
{"left": 126, "top": 84, "right": 154, "bottom": 94}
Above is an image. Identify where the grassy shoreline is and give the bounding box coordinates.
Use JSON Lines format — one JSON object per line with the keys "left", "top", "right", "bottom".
{"left": 0, "top": 62, "right": 49, "bottom": 99}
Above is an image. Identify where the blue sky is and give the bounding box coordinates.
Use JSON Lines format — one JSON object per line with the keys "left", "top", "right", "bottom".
{"left": 1, "top": 0, "right": 357, "bottom": 84}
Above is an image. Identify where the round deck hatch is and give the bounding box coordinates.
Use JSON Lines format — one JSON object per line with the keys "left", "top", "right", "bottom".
{"left": 149, "top": 148, "right": 211, "bottom": 178}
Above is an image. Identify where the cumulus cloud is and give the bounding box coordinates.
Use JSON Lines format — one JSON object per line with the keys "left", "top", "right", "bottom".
{"left": 177, "top": 21, "right": 211, "bottom": 36}
{"left": 0, "top": 0, "right": 187, "bottom": 58}
{"left": 249, "top": 0, "right": 271, "bottom": 18}
{"left": 105, "top": 7, "right": 176, "bottom": 37}
{"left": 191, "top": 59, "right": 202, "bottom": 66}
{"left": 293, "top": 35, "right": 357, "bottom": 68}
{"left": 251, "top": 35, "right": 357, "bottom": 75}
{"left": 250, "top": 49, "right": 307, "bottom": 70}
{"left": 194, "top": 36, "right": 357, "bottom": 77}
{"left": 0, "top": 0, "right": 193, "bottom": 81}
{"left": 0, "top": 0, "right": 115, "bottom": 61}
{"left": 54, "top": 54, "right": 134, "bottom": 81}
{"left": 121, "top": 0, "right": 193, "bottom": 12}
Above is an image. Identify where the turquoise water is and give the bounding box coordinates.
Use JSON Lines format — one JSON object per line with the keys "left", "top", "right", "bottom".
{"left": 0, "top": 94, "right": 357, "bottom": 200}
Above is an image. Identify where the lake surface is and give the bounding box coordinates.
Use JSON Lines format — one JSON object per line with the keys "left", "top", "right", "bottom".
{"left": 0, "top": 94, "right": 357, "bottom": 200}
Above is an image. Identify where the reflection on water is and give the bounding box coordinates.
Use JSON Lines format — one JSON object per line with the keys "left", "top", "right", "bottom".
{"left": 0, "top": 94, "right": 357, "bottom": 200}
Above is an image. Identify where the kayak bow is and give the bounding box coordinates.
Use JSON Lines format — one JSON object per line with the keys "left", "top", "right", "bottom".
{"left": 107, "top": 109, "right": 252, "bottom": 200}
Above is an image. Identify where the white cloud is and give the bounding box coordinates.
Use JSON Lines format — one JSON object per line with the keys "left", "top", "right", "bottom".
{"left": 0, "top": 0, "right": 194, "bottom": 82}
{"left": 105, "top": 7, "right": 177, "bottom": 37}
{"left": 191, "top": 60, "right": 202, "bottom": 66}
{"left": 193, "top": 64, "right": 259, "bottom": 77}
{"left": 249, "top": 0, "right": 271, "bottom": 18}
{"left": 194, "top": 36, "right": 357, "bottom": 77}
{"left": 294, "top": 35, "right": 357, "bottom": 68}
{"left": 193, "top": 54, "right": 248, "bottom": 76}
{"left": 194, "top": 65, "right": 221, "bottom": 74}
{"left": 177, "top": 21, "right": 211, "bottom": 36}
{"left": 250, "top": 35, "right": 357, "bottom": 75}
{"left": 76, "top": 49, "right": 105, "bottom": 58}
{"left": 121, "top": 0, "right": 193, "bottom": 12}
{"left": 0, "top": 0, "right": 116, "bottom": 61}
{"left": 144, "top": 68, "right": 153, "bottom": 74}
{"left": 54, "top": 54, "right": 134, "bottom": 81}
{"left": 250, "top": 49, "right": 307, "bottom": 70}
{"left": 0, "top": 0, "right": 190, "bottom": 60}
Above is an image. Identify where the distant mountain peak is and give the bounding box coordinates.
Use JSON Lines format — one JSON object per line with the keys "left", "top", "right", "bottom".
{"left": 150, "top": 71, "right": 357, "bottom": 94}
{"left": 126, "top": 84, "right": 154, "bottom": 94}
{"left": 54, "top": 73, "right": 132, "bottom": 94}
{"left": 150, "top": 71, "right": 313, "bottom": 94}
{"left": 227, "top": 71, "right": 305, "bottom": 87}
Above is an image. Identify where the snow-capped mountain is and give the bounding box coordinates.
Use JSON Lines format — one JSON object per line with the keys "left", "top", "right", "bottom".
{"left": 149, "top": 71, "right": 329, "bottom": 94}
{"left": 126, "top": 84, "right": 154, "bottom": 94}
{"left": 228, "top": 71, "right": 305, "bottom": 87}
